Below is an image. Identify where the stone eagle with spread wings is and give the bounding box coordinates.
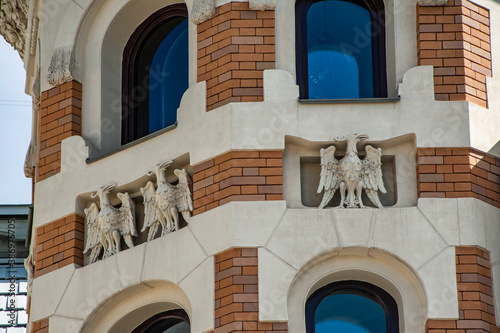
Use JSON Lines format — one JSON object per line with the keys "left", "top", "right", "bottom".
{"left": 317, "top": 133, "right": 387, "bottom": 209}
{"left": 140, "top": 160, "right": 193, "bottom": 241}
{"left": 83, "top": 183, "right": 137, "bottom": 264}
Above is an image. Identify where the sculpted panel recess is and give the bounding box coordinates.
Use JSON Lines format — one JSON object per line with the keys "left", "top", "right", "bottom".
{"left": 317, "top": 133, "right": 386, "bottom": 209}
{"left": 83, "top": 161, "right": 193, "bottom": 264}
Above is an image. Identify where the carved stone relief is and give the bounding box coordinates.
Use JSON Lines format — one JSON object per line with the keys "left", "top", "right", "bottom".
{"left": 47, "top": 46, "right": 74, "bottom": 86}
{"left": 83, "top": 184, "right": 137, "bottom": 264}
{"left": 0, "top": 0, "right": 28, "bottom": 56}
{"left": 141, "top": 161, "right": 193, "bottom": 241}
{"left": 191, "top": 0, "right": 216, "bottom": 25}
{"left": 317, "top": 133, "right": 386, "bottom": 209}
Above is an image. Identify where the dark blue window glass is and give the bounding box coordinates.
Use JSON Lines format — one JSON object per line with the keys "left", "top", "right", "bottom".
{"left": 305, "top": 281, "right": 399, "bottom": 333}
{"left": 315, "top": 293, "right": 386, "bottom": 333}
{"left": 307, "top": 0, "right": 373, "bottom": 99}
{"left": 149, "top": 19, "right": 188, "bottom": 133}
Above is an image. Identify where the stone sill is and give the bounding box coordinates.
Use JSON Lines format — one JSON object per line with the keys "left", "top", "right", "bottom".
{"left": 86, "top": 123, "right": 177, "bottom": 164}
{"left": 299, "top": 96, "right": 401, "bottom": 104}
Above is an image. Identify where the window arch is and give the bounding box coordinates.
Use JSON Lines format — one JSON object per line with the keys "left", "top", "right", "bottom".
{"left": 122, "top": 4, "right": 189, "bottom": 145}
{"left": 131, "top": 309, "right": 190, "bottom": 333}
{"left": 295, "top": 0, "right": 387, "bottom": 99}
{"left": 305, "top": 280, "right": 399, "bottom": 333}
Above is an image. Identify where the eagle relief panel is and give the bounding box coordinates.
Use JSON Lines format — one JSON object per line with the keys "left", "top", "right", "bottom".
{"left": 284, "top": 133, "right": 408, "bottom": 209}
{"left": 82, "top": 158, "right": 193, "bottom": 264}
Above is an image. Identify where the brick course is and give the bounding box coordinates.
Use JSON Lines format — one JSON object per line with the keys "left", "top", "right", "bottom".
{"left": 32, "top": 318, "right": 49, "bottom": 333}
{"left": 34, "top": 214, "right": 85, "bottom": 278}
{"left": 214, "top": 248, "right": 287, "bottom": 332}
{"left": 417, "top": 0, "right": 491, "bottom": 108}
{"left": 197, "top": 2, "right": 275, "bottom": 111}
{"left": 427, "top": 247, "right": 499, "bottom": 333}
{"left": 38, "top": 81, "right": 82, "bottom": 181}
{"left": 192, "top": 150, "right": 283, "bottom": 215}
{"left": 417, "top": 147, "right": 500, "bottom": 208}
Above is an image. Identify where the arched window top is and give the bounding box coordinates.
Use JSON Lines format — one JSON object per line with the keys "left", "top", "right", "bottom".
{"left": 306, "top": 280, "right": 399, "bottom": 333}
{"left": 132, "top": 309, "right": 190, "bottom": 333}
{"left": 296, "top": 0, "right": 387, "bottom": 100}
{"left": 122, "top": 4, "right": 189, "bottom": 145}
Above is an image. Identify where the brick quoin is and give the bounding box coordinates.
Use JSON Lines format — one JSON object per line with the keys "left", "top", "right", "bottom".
{"left": 192, "top": 150, "right": 283, "bottom": 215}
{"left": 38, "top": 81, "right": 82, "bottom": 181}
{"left": 214, "top": 248, "right": 288, "bottom": 332}
{"left": 34, "top": 214, "right": 85, "bottom": 278}
{"left": 417, "top": 147, "right": 500, "bottom": 208}
{"left": 426, "top": 246, "right": 500, "bottom": 333}
{"left": 197, "top": 2, "right": 275, "bottom": 111}
{"left": 417, "top": 0, "right": 491, "bottom": 108}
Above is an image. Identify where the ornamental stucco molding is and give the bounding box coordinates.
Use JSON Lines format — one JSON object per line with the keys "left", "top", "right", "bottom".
{"left": 191, "top": 0, "right": 275, "bottom": 25}
{"left": 317, "top": 133, "right": 386, "bottom": 209}
{"left": 29, "top": 16, "right": 38, "bottom": 56}
{"left": 191, "top": 0, "right": 216, "bottom": 25}
{"left": 0, "top": 0, "right": 29, "bottom": 56}
{"left": 47, "top": 46, "right": 75, "bottom": 86}
{"left": 418, "top": 0, "right": 448, "bottom": 6}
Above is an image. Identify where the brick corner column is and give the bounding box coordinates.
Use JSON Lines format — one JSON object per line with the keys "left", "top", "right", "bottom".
{"left": 417, "top": 0, "right": 491, "bottom": 108}
{"left": 38, "top": 80, "right": 82, "bottom": 181}
{"left": 214, "top": 247, "right": 288, "bottom": 332}
{"left": 34, "top": 213, "right": 85, "bottom": 278}
{"left": 32, "top": 317, "right": 49, "bottom": 333}
{"left": 197, "top": 2, "right": 275, "bottom": 111}
{"left": 426, "top": 246, "right": 499, "bottom": 333}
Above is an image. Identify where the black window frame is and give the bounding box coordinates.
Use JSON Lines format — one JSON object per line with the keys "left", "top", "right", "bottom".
{"left": 295, "top": 0, "right": 388, "bottom": 99}
{"left": 122, "top": 4, "right": 188, "bottom": 145}
{"left": 305, "top": 280, "right": 399, "bottom": 333}
{"left": 131, "top": 309, "right": 190, "bottom": 333}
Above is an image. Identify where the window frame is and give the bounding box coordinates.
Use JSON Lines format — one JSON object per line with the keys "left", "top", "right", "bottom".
{"left": 295, "top": 0, "right": 388, "bottom": 100}
{"left": 131, "top": 309, "right": 190, "bottom": 333}
{"left": 305, "top": 280, "right": 399, "bottom": 333}
{"left": 121, "top": 4, "right": 188, "bottom": 145}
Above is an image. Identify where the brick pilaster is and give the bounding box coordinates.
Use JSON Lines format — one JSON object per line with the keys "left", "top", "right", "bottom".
{"left": 197, "top": 2, "right": 275, "bottom": 111}
{"left": 38, "top": 81, "right": 82, "bottom": 181}
{"left": 417, "top": 0, "right": 491, "bottom": 108}
{"left": 32, "top": 318, "right": 49, "bottom": 333}
{"left": 192, "top": 150, "right": 283, "bottom": 215}
{"left": 214, "top": 248, "right": 287, "bottom": 332}
{"left": 427, "top": 247, "right": 499, "bottom": 333}
{"left": 417, "top": 147, "right": 500, "bottom": 208}
{"left": 34, "top": 214, "right": 84, "bottom": 278}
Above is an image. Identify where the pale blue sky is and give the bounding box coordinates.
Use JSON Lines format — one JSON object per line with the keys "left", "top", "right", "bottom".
{"left": 0, "top": 37, "right": 33, "bottom": 204}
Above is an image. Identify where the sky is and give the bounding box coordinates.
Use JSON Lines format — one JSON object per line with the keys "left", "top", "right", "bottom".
{"left": 0, "top": 37, "right": 33, "bottom": 204}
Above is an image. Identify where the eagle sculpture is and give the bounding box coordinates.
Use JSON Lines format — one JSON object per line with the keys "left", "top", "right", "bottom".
{"left": 83, "top": 183, "right": 137, "bottom": 264}
{"left": 317, "top": 133, "right": 386, "bottom": 209}
{"left": 140, "top": 160, "right": 193, "bottom": 241}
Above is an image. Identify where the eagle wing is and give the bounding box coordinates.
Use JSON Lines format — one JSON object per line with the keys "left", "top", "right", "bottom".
{"left": 83, "top": 203, "right": 100, "bottom": 254}
{"left": 173, "top": 169, "right": 193, "bottom": 223}
{"left": 317, "top": 145, "right": 341, "bottom": 209}
{"left": 118, "top": 192, "right": 137, "bottom": 237}
{"left": 362, "top": 145, "right": 386, "bottom": 208}
{"left": 141, "top": 181, "right": 159, "bottom": 232}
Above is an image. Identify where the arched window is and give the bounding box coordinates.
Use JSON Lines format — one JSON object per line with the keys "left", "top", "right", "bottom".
{"left": 305, "top": 281, "right": 399, "bottom": 333}
{"left": 122, "top": 4, "right": 189, "bottom": 145}
{"left": 131, "top": 309, "right": 190, "bottom": 333}
{"left": 296, "top": 0, "right": 387, "bottom": 99}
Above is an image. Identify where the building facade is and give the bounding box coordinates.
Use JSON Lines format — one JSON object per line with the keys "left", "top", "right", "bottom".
{"left": 1, "top": 0, "right": 500, "bottom": 331}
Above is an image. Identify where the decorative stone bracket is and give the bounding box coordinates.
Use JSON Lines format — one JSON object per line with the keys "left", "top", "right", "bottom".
{"left": 47, "top": 46, "right": 75, "bottom": 87}
{"left": 191, "top": 0, "right": 276, "bottom": 24}
{"left": 418, "top": 0, "right": 448, "bottom": 6}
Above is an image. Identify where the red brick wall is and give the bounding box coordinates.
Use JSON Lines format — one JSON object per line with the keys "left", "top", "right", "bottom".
{"left": 427, "top": 246, "right": 499, "bottom": 333}
{"left": 417, "top": 0, "right": 491, "bottom": 108}
{"left": 215, "top": 248, "right": 287, "bottom": 332}
{"left": 197, "top": 2, "right": 275, "bottom": 111}
{"left": 192, "top": 150, "right": 283, "bottom": 215}
{"left": 417, "top": 147, "right": 500, "bottom": 208}
{"left": 34, "top": 214, "right": 84, "bottom": 278}
{"left": 38, "top": 81, "right": 82, "bottom": 181}
{"left": 32, "top": 318, "right": 49, "bottom": 333}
